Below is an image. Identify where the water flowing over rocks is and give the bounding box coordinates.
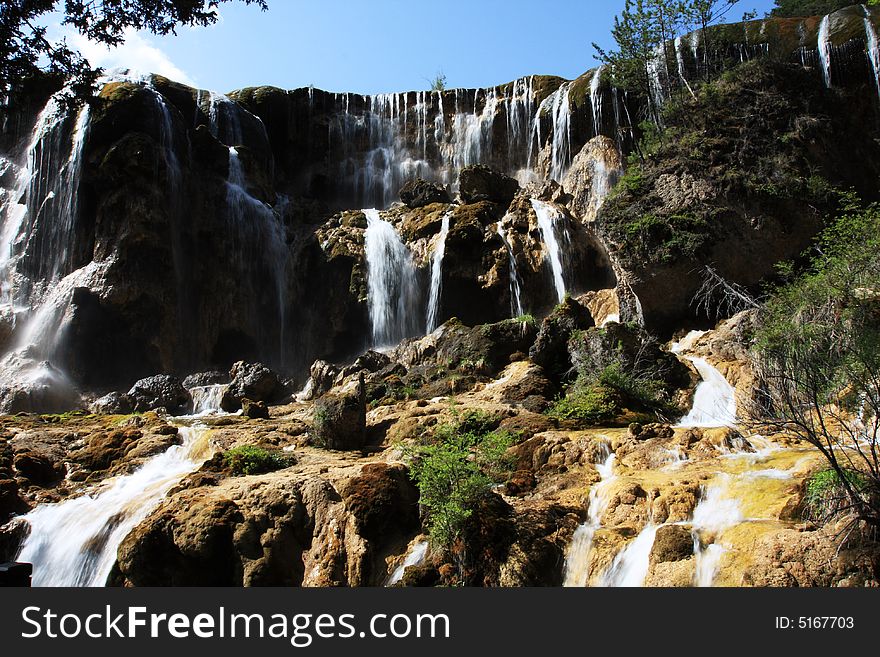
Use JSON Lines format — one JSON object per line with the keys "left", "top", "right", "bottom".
{"left": 2, "top": 6, "right": 880, "bottom": 588}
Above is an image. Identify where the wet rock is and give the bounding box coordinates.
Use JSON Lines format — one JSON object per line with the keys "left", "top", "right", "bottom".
{"left": 303, "top": 360, "right": 341, "bottom": 401}
{"left": 13, "top": 452, "right": 64, "bottom": 487}
{"left": 650, "top": 525, "right": 694, "bottom": 564}
{"left": 458, "top": 165, "right": 519, "bottom": 205}
{"left": 529, "top": 297, "right": 595, "bottom": 380}
{"left": 0, "top": 478, "right": 27, "bottom": 520}
{"left": 0, "top": 357, "right": 83, "bottom": 414}
{"left": 182, "top": 371, "right": 229, "bottom": 388}
{"left": 562, "top": 136, "right": 623, "bottom": 222}
{"left": 312, "top": 378, "right": 367, "bottom": 451}
{"left": 629, "top": 423, "right": 675, "bottom": 441}
{"left": 89, "top": 391, "right": 133, "bottom": 415}
{"left": 340, "top": 463, "right": 420, "bottom": 542}
{"left": 241, "top": 398, "right": 270, "bottom": 419}
{"left": 127, "top": 375, "right": 191, "bottom": 414}
{"left": 399, "top": 178, "right": 450, "bottom": 208}
{"left": 221, "top": 361, "right": 284, "bottom": 411}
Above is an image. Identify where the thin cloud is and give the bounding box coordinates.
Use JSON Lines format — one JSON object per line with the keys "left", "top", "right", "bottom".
{"left": 55, "top": 25, "right": 197, "bottom": 87}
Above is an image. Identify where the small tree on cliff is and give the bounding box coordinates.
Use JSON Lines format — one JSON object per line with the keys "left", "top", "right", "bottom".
{"left": 752, "top": 201, "right": 880, "bottom": 532}
{"left": 0, "top": 0, "right": 268, "bottom": 107}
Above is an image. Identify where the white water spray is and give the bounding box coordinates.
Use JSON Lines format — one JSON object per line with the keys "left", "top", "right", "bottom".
{"left": 364, "top": 209, "right": 421, "bottom": 348}
{"left": 530, "top": 199, "right": 567, "bottom": 303}
{"left": 425, "top": 212, "right": 451, "bottom": 333}
{"left": 563, "top": 446, "right": 617, "bottom": 587}
{"left": 16, "top": 424, "right": 214, "bottom": 586}
{"left": 496, "top": 221, "right": 524, "bottom": 318}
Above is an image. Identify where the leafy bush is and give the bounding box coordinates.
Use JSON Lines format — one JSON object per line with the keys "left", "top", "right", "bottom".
{"left": 804, "top": 468, "right": 869, "bottom": 523}
{"left": 406, "top": 409, "right": 516, "bottom": 550}
{"left": 754, "top": 203, "right": 880, "bottom": 529}
{"left": 547, "top": 383, "right": 619, "bottom": 425}
{"left": 223, "top": 445, "right": 294, "bottom": 476}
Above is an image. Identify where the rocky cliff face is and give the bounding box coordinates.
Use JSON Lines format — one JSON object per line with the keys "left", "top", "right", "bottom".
{"left": 0, "top": 8, "right": 879, "bottom": 411}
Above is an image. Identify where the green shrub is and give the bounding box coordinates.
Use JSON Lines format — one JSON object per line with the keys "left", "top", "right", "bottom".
{"left": 547, "top": 384, "right": 619, "bottom": 425}
{"left": 804, "top": 468, "right": 869, "bottom": 523}
{"left": 223, "top": 445, "right": 294, "bottom": 476}
{"left": 406, "top": 409, "right": 516, "bottom": 550}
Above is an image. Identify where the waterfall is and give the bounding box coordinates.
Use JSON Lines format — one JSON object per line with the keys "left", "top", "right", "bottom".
{"left": 15, "top": 423, "right": 214, "bottom": 586}
{"left": 207, "top": 91, "right": 244, "bottom": 145}
{"left": 189, "top": 384, "right": 229, "bottom": 415}
{"left": 546, "top": 82, "right": 572, "bottom": 182}
{"left": 675, "top": 36, "right": 687, "bottom": 82}
{"left": 596, "top": 523, "right": 660, "bottom": 587}
{"left": 671, "top": 331, "right": 737, "bottom": 428}
{"left": 563, "top": 446, "right": 616, "bottom": 587}
{"left": 496, "top": 221, "right": 524, "bottom": 318}
{"left": 691, "top": 476, "right": 743, "bottom": 587}
{"left": 818, "top": 15, "right": 833, "bottom": 88}
{"left": 226, "top": 147, "right": 288, "bottom": 364}
{"left": 425, "top": 211, "right": 451, "bottom": 333}
{"left": 530, "top": 199, "right": 568, "bottom": 303}
{"left": 864, "top": 8, "right": 880, "bottom": 100}
{"left": 590, "top": 67, "right": 604, "bottom": 137}
{"left": 385, "top": 539, "right": 429, "bottom": 586}
{"left": 676, "top": 358, "right": 737, "bottom": 428}
{"left": 364, "top": 209, "right": 421, "bottom": 348}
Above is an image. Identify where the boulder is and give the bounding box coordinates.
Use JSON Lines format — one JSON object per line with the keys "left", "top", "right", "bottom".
{"left": 241, "top": 398, "right": 270, "bottom": 419}
{"left": 399, "top": 178, "right": 450, "bottom": 208}
{"left": 312, "top": 378, "right": 367, "bottom": 451}
{"left": 221, "top": 361, "right": 284, "bottom": 412}
{"left": 0, "top": 478, "right": 27, "bottom": 520}
{"left": 13, "top": 451, "right": 64, "bottom": 487}
{"left": 529, "top": 297, "right": 595, "bottom": 380}
{"left": 650, "top": 525, "right": 695, "bottom": 564}
{"left": 458, "top": 165, "right": 519, "bottom": 205}
{"left": 182, "top": 371, "right": 229, "bottom": 388}
{"left": 127, "top": 375, "right": 191, "bottom": 414}
{"left": 89, "top": 391, "right": 133, "bottom": 415}
{"left": 339, "top": 463, "right": 420, "bottom": 542}
{"left": 303, "top": 360, "right": 341, "bottom": 401}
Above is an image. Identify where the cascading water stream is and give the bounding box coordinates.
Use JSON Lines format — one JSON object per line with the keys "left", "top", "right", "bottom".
{"left": 864, "top": 7, "right": 880, "bottom": 100}
{"left": 15, "top": 422, "right": 215, "bottom": 586}
{"left": 563, "top": 446, "right": 616, "bottom": 587}
{"left": 425, "top": 212, "right": 451, "bottom": 333}
{"left": 364, "top": 209, "right": 421, "bottom": 348}
{"left": 671, "top": 331, "right": 737, "bottom": 428}
{"left": 189, "top": 384, "right": 230, "bottom": 416}
{"left": 590, "top": 67, "right": 604, "bottom": 137}
{"left": 596, "top": 523, "right": 661, "bottom": 587}
{"left": 385, "top": 539, "right": 429, "bottom": 586}
{"left": 496, "top": 220, "right": 524, "bottom": 318}
{"left": 818, "top": 15, "right": 833, "bottom": 87}
{"left": 690, "top": 476, "right": 743, "bottom": 587}
{"left": 226, "top": 147, "right": 288, "bottom": 363}
{"left": 530, "top": 199, "right": 568, "bottom": 303}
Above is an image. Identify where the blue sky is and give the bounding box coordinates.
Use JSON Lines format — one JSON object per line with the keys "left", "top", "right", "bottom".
{"left": 59, "top": 0, "right": 780, "bottom": 94}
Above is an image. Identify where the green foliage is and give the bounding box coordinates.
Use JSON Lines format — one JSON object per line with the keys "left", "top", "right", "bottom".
{"left": 770, "top": 0, "right": 873, "bottom": 18}
{"left": 406, "top": 409, "right": 516, "bottom": 550}
{"left": 547, "top": 383, "right": 619, "bottom": 424}
{"left": 223, "top": 445, "right": 294, "bottom": 476}
{"left": 755, "top": 203, "right": 880, "bottom": 528}
{"left": 1, "top": 0, "right": 268, "bottom": 112}
{"left": 804, "top": 468, "right": 869, "bottom": 522}
{"left": 428, "top": 70, "right": 448, "bottom": 92}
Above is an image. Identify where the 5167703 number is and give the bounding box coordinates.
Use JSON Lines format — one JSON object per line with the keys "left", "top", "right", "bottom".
{"left": 775, "top": 617, "right": 854, "bottom": 629}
